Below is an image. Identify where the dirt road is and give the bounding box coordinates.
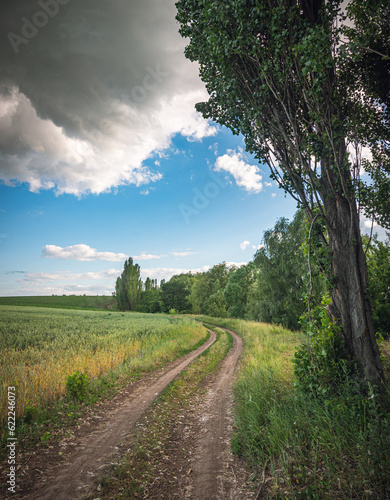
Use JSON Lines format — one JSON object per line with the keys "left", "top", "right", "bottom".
{"left": 187, "top": 328, "right": 245, "bottom": 499}
{"left": 13, "top": 330, "right": 216, "bottom": 500}
{"left": 11, "top": 326, "right": 251, "bottom": 499}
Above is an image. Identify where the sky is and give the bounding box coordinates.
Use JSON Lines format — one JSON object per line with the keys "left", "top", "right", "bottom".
{"left": 0, "top": 0, "right": 382, "bottom": 296}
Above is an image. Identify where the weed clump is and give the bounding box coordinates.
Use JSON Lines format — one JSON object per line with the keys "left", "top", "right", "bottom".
{"left": 293, "top": 296, "right": 356, "bottom": 399}
{"left": 66, "top": 371, "right": 90, "bottom": 401}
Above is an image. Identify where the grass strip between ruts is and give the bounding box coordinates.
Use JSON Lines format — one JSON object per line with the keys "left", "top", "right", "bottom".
{"left": 89, "top": 327, "right": 233, "bottom": 499}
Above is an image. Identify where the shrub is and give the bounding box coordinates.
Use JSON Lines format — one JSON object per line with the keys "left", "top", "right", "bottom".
{"left": 293, "top": 296, "right": 356, "bottom": 398}
{"left": 65, "top": 371, "right": 90, "bottom": 401}
{"left": 24, "top": 400, "right": 37, "bottom": 423}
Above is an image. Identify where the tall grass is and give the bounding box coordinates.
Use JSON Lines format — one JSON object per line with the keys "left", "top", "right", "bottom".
{"left": 197, "top": 315, "right": 390, "bottom": 499}
{"left": 0, "top": 306, "right": 206, "bottom": 426}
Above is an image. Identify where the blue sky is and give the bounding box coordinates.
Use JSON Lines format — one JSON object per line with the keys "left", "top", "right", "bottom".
{"left": 0, "top": 0, "right": 379, "bottom": 296}
{"left": 0, "top": 125, "right": 298, "bottom": 295}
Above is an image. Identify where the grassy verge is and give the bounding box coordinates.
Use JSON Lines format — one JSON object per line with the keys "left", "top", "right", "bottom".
{"left": 88, "top": 327, "right": 232, "bottom": 499}
{"left": 194, "top": 315, "right": 390, "bottom": 499}
{"left": 0, "top": 309, "right": 208, "bottom": 459}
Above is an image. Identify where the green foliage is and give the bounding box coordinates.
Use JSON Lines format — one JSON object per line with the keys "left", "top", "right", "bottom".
{"left": 344, "top": 0, "right": 390, "bottom": 230}
{"left": 293, "top": 297, "right": 355, "bottom": 398}
{"left": 204, "top": 289, "right": 228, "bottom": 318}
{"left": 40, "top": 431, "right": 51, "bottom": 443}
{"left": 189, "top": 262, "right": 234, "bottom": 315}
{"left": 176, "top": 0, "right": 387, "bottom": 387}
{"left": 115, "top": 258, "right": 143, "bottom": 311}
{"left": 24, "top": 400, "right": 37, "bottom": 424}
{"left": 140, "top": 288, "right": 163, "bottom": 313}
{"left": 176, "top": 0, "right": 355, "bottom": 202}
{"left": 343, "top": 2, "right": 390, "bottom": 226}
{"left": 216, "top": 317, "right": 390, "bottom": 498}
{"left": 223, "top": 264, "right": 255, "bottom": 319}
{"left": 360, "top": 153, "right": 390, "bottom": 230}
{"left": 161, "top": 274, "right": 193, "bottom": 313}
{"left": 364, "top": 233, "right": 390, "bottom": 338}
{"left": 248, "top": 210, "right": 325, "bottom": 330}
{"left": 66, "top": 371, "right": 90, "bottom": 401}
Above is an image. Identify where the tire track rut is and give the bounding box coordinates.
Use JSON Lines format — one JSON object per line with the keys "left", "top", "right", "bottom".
{"left": 15, "top": 330, "right": 217, "bottom": 500}
{"left": 187, "top": 327, "right": 244, "bottom": 499}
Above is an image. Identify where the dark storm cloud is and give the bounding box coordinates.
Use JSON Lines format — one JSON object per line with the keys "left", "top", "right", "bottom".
{"left": 0, "top": 0, "right": 216, "bottom": 194}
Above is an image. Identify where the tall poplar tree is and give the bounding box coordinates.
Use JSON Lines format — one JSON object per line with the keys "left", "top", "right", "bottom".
{"left": 176, "top": 0, "right": 389, "bottom": 387}
{"left": 115, "top": 258, "right": 142, "bottom": 311}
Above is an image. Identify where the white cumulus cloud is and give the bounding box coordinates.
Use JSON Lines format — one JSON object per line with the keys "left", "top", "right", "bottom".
{"left": 134, "top": 252, "right": 167, "bottom": 260}
{"left": 14, "top": 268, "right": 121, "bottom": 296}
{"left": 170, "top": 251, "right": 195, "bottom": 258}
{"left": 42, "top": 244, "right": 128, "bottom": 262}
{"left": 42, "top": 245, "right": 169, "bottom": 262}
{"left": 240, "top": 240, "right": 250, "bottom": 251}
{"left": 214, "top": 150, "right": 263, "bottom": 193}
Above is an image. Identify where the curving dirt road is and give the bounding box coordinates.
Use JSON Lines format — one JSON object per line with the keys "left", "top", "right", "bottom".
{"left": 11, "top": 325, "right": 250, "bottom": 500}
{"left": 13, "top": 330, "right": 217, "bottom": 500}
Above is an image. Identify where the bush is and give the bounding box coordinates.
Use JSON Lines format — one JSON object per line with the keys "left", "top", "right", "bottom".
{"left": 24, "top": 400, "right": 38, "bottom": 423}
{"left": 293, "top": 296, "right": 356, "bottom": 398}
{"left": 65, "top": 371, "right": 90, "bottom": 401}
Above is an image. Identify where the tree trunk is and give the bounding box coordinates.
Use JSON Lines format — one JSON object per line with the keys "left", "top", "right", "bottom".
{"left": 325, "top": 190, "right": 384, "bottom": 388}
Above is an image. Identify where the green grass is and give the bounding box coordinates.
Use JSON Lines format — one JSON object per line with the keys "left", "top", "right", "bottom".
{"left": 0, "top": 295, "right": 116, "bottom": 310}
{"left": 0, "top": 306, "right": 207, "bottom": 449}
{"left": 195, "top": 315, "right": 390, "bottom": 499}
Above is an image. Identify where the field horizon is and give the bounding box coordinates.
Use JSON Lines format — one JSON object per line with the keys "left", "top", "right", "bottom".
{"left": 0, "top": 295, "right": 117, "bottom": 311}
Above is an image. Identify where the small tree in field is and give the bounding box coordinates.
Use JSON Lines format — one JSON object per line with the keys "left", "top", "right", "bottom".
{"left": 115, "top": 258, "right": 142, "bottom": 311}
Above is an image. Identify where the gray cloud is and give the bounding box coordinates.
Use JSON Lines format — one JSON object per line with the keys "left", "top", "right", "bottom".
{"left": 0, "top": 0, "right": 216, "bottom": 195}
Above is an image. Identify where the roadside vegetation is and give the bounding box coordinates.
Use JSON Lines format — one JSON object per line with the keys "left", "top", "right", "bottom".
{"left": 0, "top": 306, "right": 207, "bottom": 454}
{"left": 111, "top": 206, "right": 390, "bottom": 496}
{"left": 113, "top": 211, "right": 390, "bottom": 344}
{"left": 88, "top": 326, "right": 232, "bottom": 500}
{"left": 196, "top": 316, "right": 390, "bottom": 499}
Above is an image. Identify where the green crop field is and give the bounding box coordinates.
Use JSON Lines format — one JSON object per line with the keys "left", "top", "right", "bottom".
{"left": 0, "top": 295, "right": 116, "bottom": 310}
{"left": 0, "top": 306, "right": 206, "bottom": 427}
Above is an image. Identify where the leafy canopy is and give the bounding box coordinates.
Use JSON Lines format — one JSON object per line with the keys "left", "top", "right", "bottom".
{"left": 176, "top": 0, "right": 390, "bottom": 226}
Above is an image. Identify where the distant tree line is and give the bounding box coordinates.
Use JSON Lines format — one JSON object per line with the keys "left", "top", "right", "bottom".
{"left": 115, "top": 210, "right": 390, "bottom": 338}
